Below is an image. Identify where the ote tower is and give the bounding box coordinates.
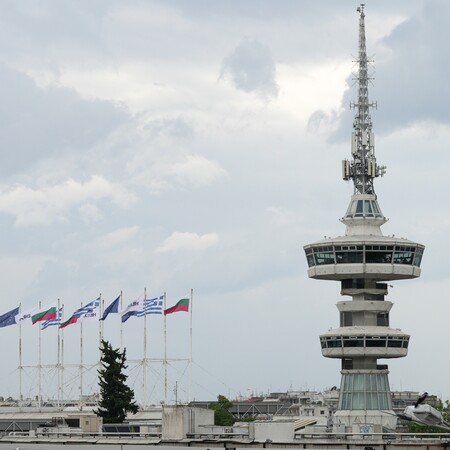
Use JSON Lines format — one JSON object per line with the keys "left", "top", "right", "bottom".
{"left": 303, "top": 5, "right": 424, "bottom": 430}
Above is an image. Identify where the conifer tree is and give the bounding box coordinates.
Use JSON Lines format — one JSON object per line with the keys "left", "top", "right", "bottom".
{"left": 96, "top": 339, "right": 139, "bottom": 423}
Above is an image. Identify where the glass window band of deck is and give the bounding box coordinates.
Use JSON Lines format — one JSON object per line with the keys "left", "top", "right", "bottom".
{"left": 338, "top": 372, "right": 392, "bottom": 410}
{"left": 345, "top": 199, "right": 383, "bottom": 218}
{"left": 305, "top": 244, "right": 424, "bottom": 268}
{"left": 320, "top": 335, "right": 409, "bottom": 349}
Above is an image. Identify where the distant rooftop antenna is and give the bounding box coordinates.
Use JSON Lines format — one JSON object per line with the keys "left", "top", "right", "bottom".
{"left": 342, "top": 3, "right": 386, "bottom": 195}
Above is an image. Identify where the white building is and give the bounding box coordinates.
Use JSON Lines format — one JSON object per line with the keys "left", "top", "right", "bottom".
{"left": 303, "top": 4, "right": 424, "bottom": 433}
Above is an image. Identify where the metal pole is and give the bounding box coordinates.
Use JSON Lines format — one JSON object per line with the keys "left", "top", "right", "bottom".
{"left": 143, "top": 287, "right": 147, "bottom": 408}
{"left": 164, "top": 292, "right": 167, "bottom": 405}
{"left": 99, "top": 293, "right": 103, "bottom": 363}
{"left": 38, "top": 301, "right": 42, "bottom": 410}
{"left": 19, "top": 302, "right": 22, "bottom": 412}
{"left": 80, "top": 301, "right": 83, "bottom": 410}
{"left": 120, "top": 291, "right": 123, "bottom": 351}
{"left": 189, "top": 288, "right": 193, "bottom": 404}
{"left": 57, "top": 299, "right": 61, "bottom": 409}
{"left": 61, "top": 311, "right": 65, "bottom": 409}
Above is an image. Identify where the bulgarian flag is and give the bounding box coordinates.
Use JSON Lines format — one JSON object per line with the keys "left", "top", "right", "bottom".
{"left": 59, "top": 315, "right": 79, "bottom": 329}
{"left": 164, "top": 298, "right": 189, "bottom": 316}
{"left": 32, "top": 306, "right": 57, "bottom": 324}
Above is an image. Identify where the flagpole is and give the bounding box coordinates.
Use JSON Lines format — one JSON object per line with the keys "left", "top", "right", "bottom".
{"left": 19, "top": 302, "right": 23, "bottom": 412}
{"left": 189, "top": 288, "right": 193, "bottom": 404}
{"left": 120, "top": 291, "right": 123, "bottom": 351}
{"left": 61, "top": 307, "right": 65, "bottom": 410}
{"left": 164, "top": 292, "right": 167, "bottom": 405}
{"left": 143, "top": 287, "right": 147, "bottom": 408}
{"left": 99, "top": 293, "right": 103, "bottom": 364}
{"left": 79, "top": 301, "right": 83, "bottom": 410}
{"left": 38, "top": 301, "right": 42, "bottom": 410}
{"left": 57, "top": 299, "right": 61, "bottom": 410}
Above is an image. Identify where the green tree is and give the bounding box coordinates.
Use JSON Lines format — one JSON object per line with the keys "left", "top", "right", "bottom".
{"left": 208, "top": 395, "right": 235, "bottom": 426}
{"left": 96, "top": 340, "right": 139, "bottom": 423}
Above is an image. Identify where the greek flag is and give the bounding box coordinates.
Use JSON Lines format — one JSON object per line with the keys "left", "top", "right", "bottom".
{"left": 140, "top": 296, "right": 163, "bottom": 316}
{"left": 73, "top": 298, "right": 100, "bottom": 317}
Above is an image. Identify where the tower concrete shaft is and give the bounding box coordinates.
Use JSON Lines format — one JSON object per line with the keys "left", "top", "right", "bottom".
{"left": 303, "top": 5, "right": 424, "bottom": 431}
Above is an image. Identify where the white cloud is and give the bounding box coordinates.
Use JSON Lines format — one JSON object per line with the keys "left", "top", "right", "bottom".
{"left": 0, "top": 255, "right": 56, "bottom": 300}
{"left": 78, "top": 203, "right": 102, "bottom": 223}
{"left": 0, "top": 175, "right": 136, "bottom": 227}
{"left": 94, "top": 226, "right": 145, "bottom": 268}
{"left": 267, "top": 206, "right": 301, "bottom": 227}
{"left": 167, "top": 155, "right": 227, "bottom": 187}
{"left": 96, "top": 226, "right": 141, "bottom": 250}
{"left": 156, "top": 231, "right": 219, "bottom": 253}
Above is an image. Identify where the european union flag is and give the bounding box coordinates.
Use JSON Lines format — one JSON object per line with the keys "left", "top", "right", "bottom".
{"left": 0, "top": 306, "right": 19, "bottom": 328}
{"left": 100, "top": 296, "right": 120, "bottom": 321}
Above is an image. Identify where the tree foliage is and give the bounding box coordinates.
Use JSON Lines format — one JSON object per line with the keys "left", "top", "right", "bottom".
{"left": 96, "top": 340, "right": 139, "bottom": 423}
{"left": 208, "top": 394, "right": 235, "bottom": 426}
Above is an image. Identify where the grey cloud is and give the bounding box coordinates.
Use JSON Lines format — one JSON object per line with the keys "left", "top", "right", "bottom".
{"left": 324, "top": 0, "right": 450, "bottom": 141}
{"left": 0, "top": 64, "right": 128, "bottom": 175}
{"left": 221, "top": 40, "right": 279, "bottom": 99}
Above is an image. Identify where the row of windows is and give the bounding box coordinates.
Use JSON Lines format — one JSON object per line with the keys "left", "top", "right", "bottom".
{"left": 340, "top": 392, "right": 391, "bottom": 410}
{"left": 305, "top": 245, "right": 424, "bottom": 268}
{"left": 340, "top": 312, "right": 389, "bottom": 327}
{"left": 320, "top": 336, "right": 409, "bottom": 349}
{"left": 305, "top": 244, "right": 417, "bottom": 255}
{"left": 339, "top": 373, "right": 392, "bottom": 410}
{"left": 345, "top": 199, "right": 384, "bottom": 219}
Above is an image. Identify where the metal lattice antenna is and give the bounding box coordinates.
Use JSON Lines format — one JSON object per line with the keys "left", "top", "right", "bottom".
{"left": 342, "top": 4, "right": 386, "bottom": 194}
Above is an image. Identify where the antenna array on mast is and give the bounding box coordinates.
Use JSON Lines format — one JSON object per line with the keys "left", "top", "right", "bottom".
{"left": 342, "top": 4, "right": 386, "bottom": 194}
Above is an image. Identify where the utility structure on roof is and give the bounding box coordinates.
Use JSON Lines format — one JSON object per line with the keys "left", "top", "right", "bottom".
{"left": 303, "top": 5, "right": 425, "bottom": 431}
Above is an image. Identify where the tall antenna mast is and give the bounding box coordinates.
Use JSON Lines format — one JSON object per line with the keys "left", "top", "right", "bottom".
{"left": 342, "top": 4, "right": 385, "bottom": 194}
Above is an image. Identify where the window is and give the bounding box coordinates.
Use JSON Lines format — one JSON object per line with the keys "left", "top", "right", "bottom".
{"left": 327, "top": 338, "right": 342, "bottom": 348}
{"left": 366, "top": 337, "right": 387, "bottom": 347}
{"left": 387, "top": 338, "right": 402, "bottom": 348}
{"left": 306, "top": 254, "right": 315, "bottom": 267}
{"left": 336, "top": 251, "right": 363, "bottom": 263}
{"left": 314, "top": 252, "right": 335, "bottom": 265}
{"left": 340, "top": 312, "right": 353, "bottom": 327}
{"left": 338, "top": 373, "right": 392, "bottom": 410}
{"left": 366, "top": 251, "right": 393, "bottom": 263}
{"left": 413, "top": 248, "right": 424, "bottom": 267}
{"left": 343, "top": 337, "right": 364, "bottom": 347}
{"left": 393, "top": 252, "right": 413, "bottom": 265}
{"left": 377, "top": 313, "right": 389, "bottom": 326}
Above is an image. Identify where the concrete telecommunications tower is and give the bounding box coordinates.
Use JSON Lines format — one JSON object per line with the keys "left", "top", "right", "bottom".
{"left": 303, "top": 5, "right": 424, "bottom": 430}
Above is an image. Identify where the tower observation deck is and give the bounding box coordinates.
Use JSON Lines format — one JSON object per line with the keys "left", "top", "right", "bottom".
{"left": 303, "top": 5, "right": 424, "bottom": 431}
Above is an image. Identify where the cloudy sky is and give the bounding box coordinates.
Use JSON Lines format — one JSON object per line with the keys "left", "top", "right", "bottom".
{"left": 0, "top": 0, "right": 449, "bottom": 406}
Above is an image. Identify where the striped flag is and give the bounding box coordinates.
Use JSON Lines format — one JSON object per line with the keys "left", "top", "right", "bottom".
{"left": 41, "top": 308, "right": 63, "bottom": 330}
{"left": 164, "top": 298, "right": 189, "bottom": 315}
{"left": 73, "top": 298, "right": 100, "bottom": 317}
{"left": 60, "top": 297, "right": 100, "bottom": 328}
{"left": 121, "top": 297, "right": 144, "bottom": 323}
{"left": 140, "top": 296, "right": 163, "bottom": 316}
{"left": 32, "top": 306, "right": 57, "bottom": 324}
